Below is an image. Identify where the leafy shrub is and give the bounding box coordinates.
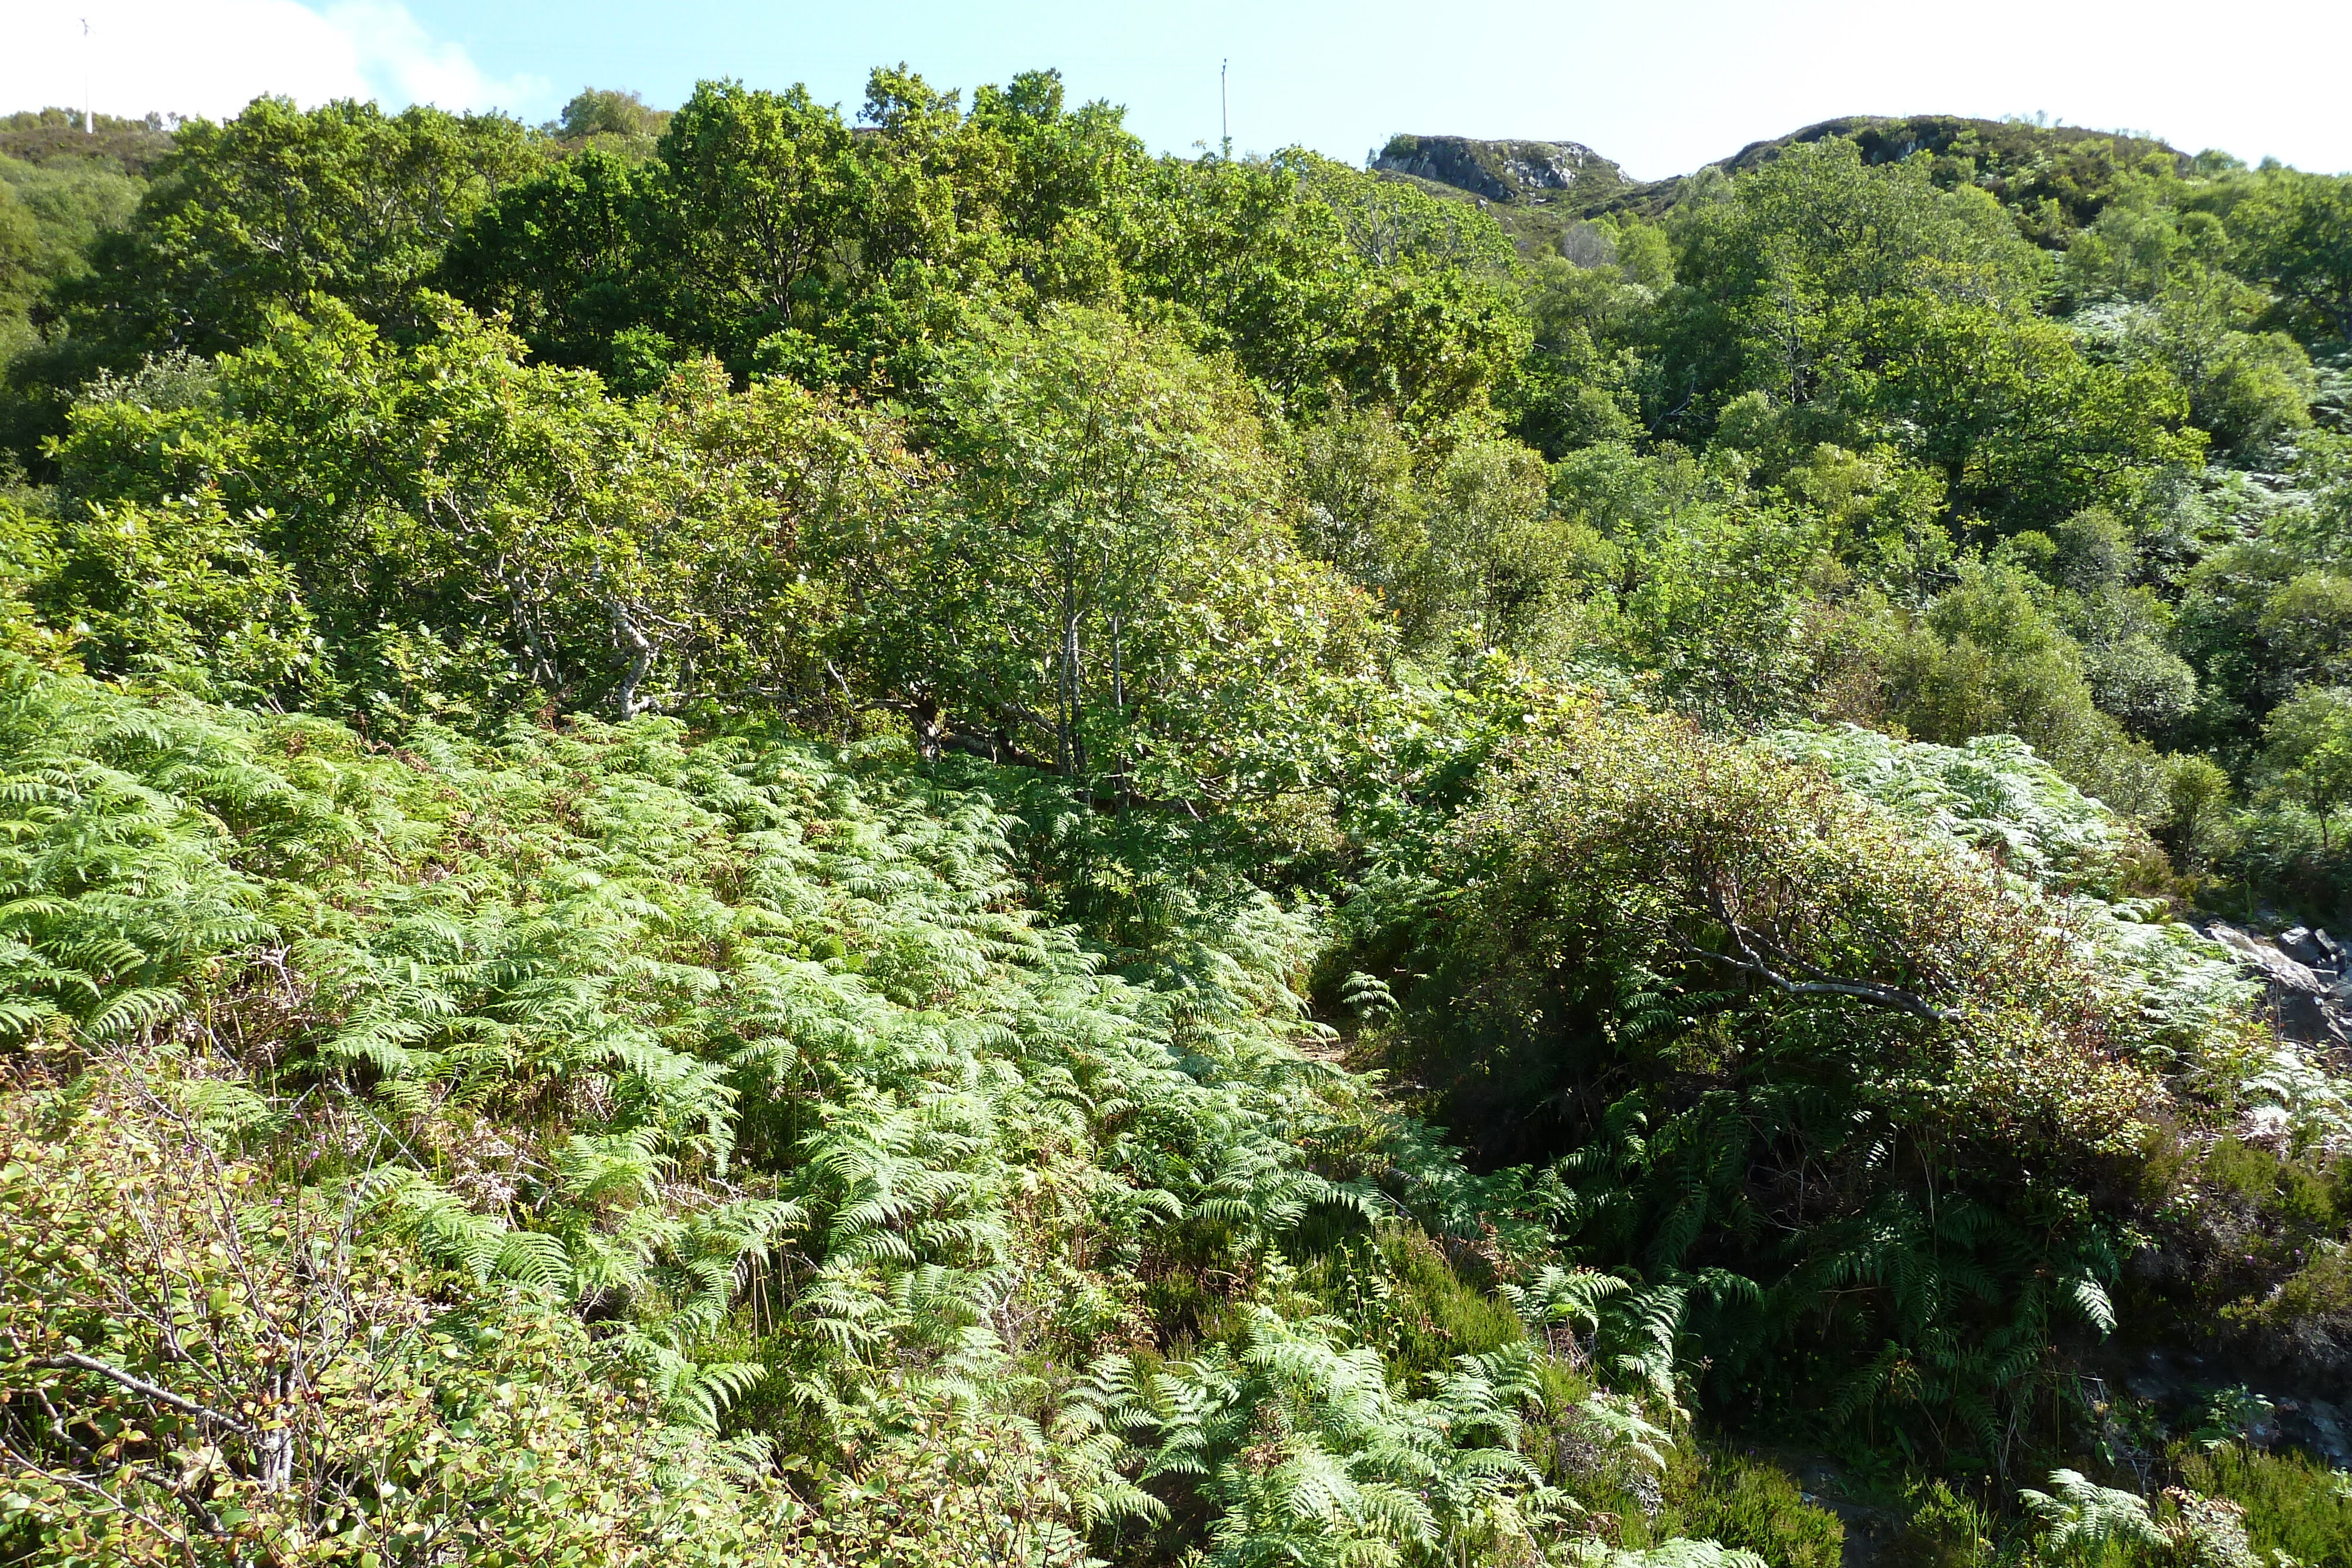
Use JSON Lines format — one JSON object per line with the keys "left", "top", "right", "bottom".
{"left": 1663, "top": 1451, "right": 1844, "bottom": 1568}
{"left": 1341, "top": 697, "right": 2225, "bottom": 1455}
{"left": 2172, "top": 1442, "right": 2352, "bottom": 1566}
{"left": 42, "top": 492, "right": 317, "bottom": 698}
{"left": 0, "top": 1055, "right": 800, "bottom": 1567}
{"left": 1890, "top": 1479, "right": 1997, "bottom": 1568}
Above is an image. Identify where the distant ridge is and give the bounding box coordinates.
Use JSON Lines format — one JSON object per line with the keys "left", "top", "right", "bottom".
{"left": 1711, "top": 113, "right": 2186, "bottom": 179}
{"left": 1369, "top": 133, "right": 1638, "bottom": 260}
{"left": 1372, "top": 114, "right": 2196, "bottom": 258}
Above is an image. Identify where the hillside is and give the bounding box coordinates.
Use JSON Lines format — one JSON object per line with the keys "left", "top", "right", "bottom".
{"left": 1371, "top": 135, "right": 1639, "bottom": 258}
{"left": 0, "top": 109, "right": 178, "bottom": 176}
{"left": 5, "top": 75, "right": 2352, "bottom": 1568}
{"left": 1377, "top": 113, "right": 2199, "bottom": 256}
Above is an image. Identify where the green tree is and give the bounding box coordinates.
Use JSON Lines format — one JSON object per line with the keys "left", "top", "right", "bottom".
{"left": 1288, "top": 409, "right": 1564, "bottom": 657}
{"left": 1342, "top": 702, "right": 2159, "bottom": 1455}
{"left": 1873, "top": 289, "right": 2202, "bottom": 530}
{"left": 2263, "top": 683, "right": 2352, "bottom": 850}
{"left": 2177, "top": 535, "right": 2352, "bottom": 748}
{"left": 1508, "top": 250, "right": 1651, "bottom": 457}
{"left": 2062, "top": 179, "right": 2200, "bottom": 302}
{"left": 653, "top": 80, "right": 861, "bottom": 362}
{"left": 52, "top": 97, "right": 541, "bottom": 356}
{"left": 1656, "top": 141, "right": 2201, "bottom": 529}
{"left": 45, "top": 295, "right": 920, "bottom": 719}
{"left": 433, "top": 148, "right": 666, "bottom": 380}
{"left": 1544, "top": 442, "right": 1875, "bottom": 726}
{"left": 553, "top": 86, "right": 671, "bottom": 145}
{"left": 438, "top": 70, "right": 1525, "bottom": 429}
{"left": 2102, "top": 261, "right": 2313, "bottom": 454}
{"left": 1657, "top": 139, "right": 2042, "bottom": 443}
{"left": 824, "top": 305, "right": 1380, "bottom": 800}
{"left": 2230, "top": 170, "right": 2352, "bottom": 348}
{"left": 1130, "top": 151, "right": 1525, "bottom": 427}
{"left": 1880, "top": 558, "right": 2172, "bottom": 815}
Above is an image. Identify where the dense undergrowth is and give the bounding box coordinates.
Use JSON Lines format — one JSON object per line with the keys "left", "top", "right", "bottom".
{"left": 5, "top": 657, "right": 2347, "bottom": 1566}
{"left": 0, "top": 661, "right": 1808, "bottom": 1566}
{"left": 5, "top": 65, "right": 2352, "bottom": 1568}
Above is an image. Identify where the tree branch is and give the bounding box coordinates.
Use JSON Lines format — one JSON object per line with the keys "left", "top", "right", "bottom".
{"left": 1676, "top": 937, "right": 1960, "bottom": 1024}
{"left": 1676, "top": 887, "right": 1960, "bottom": 1025}
{"left": 36, "top": 1353, "right": 257, "bottom": 1438}
{"left": 609, "top": 600, "right": 657, "bottom": 718}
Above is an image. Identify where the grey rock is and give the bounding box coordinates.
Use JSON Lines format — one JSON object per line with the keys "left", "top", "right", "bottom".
{"left": 2276, "top": 1395, "right": 2352, "bottom": 1469}
{"left": 2278, "top": 925, "right": 2342, "bottom": 971}
{"left": 1372, "top": 135, "right": 1628, "bottom": 206}
{"left": 2198, "top": 920, "right": 2352, "bottom": 1047}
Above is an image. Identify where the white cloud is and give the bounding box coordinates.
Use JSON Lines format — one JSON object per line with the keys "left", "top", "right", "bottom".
{"left": 321, "top": 2, "right": 547, "bottom": 114}
{"left": 0, "top": 1, "right": 548, "bottom": 123}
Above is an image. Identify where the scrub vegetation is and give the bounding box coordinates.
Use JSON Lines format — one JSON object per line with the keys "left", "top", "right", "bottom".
{"left": 3, "top": 75, "right": 2352, "bottom": 1567}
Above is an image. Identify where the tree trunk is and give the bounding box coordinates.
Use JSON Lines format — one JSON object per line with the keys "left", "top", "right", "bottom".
{"left": 610, "top": 601, "right": 656, "bottom": 718}
{"left": 909, "top": 696, "right": 945, "bottom": 761}
{"left": 258, "top": 1368, "right": 294, "bottom": 1492}
{"left": 1064, "top": 614, "right": 1086, "bottom": 780}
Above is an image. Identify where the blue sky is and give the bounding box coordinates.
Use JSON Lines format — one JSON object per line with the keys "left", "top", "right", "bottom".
{"left": 8, "top": 0, "right": 2352, "bottom": 178}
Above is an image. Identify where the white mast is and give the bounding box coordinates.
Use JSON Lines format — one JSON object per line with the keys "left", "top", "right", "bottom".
{"left": 1220, "top": 59, "right": 1230, "bottom": 161}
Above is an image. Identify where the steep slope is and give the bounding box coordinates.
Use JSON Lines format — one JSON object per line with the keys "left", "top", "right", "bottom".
{"left": 0, "top": 109, "right": 178, "bottom": 176}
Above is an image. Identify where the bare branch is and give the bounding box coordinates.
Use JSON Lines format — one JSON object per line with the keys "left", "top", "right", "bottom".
{"left": 35, "top": 1353, "right": 257, "bottom": 1438}
{"left": 1678, "top": 936, "right": 1960, "bottom": 1024}
{"left": 1677, "top": 885, "right": 1960, "bottom": 1025}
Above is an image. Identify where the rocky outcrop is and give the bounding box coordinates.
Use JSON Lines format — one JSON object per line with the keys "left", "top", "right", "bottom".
{"left": 1712, "top": 114, "right": 2187, "bottom": 180}
{"left": 1371, "top": 115, "right": 2198, "bottom": 232}
{"left": 1372, "top": 135, "right": 1632, "bottom": 209}
{"left": 2194, "top": 919, "right": 2352, "bottom": 1049}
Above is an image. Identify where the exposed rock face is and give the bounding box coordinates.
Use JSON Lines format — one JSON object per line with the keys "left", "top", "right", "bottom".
{"left": 1372, "top": 135, "right": 1630, "bottom": 207}
{"left": 2194, "top": 919, "right": 2352, "bottom": 1048}
{"left": 2123, "top": 1348, "right": 2352, "bottom": 1470}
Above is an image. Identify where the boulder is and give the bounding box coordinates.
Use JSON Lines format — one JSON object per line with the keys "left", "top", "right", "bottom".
{"left": 2199, "top": 920, "right": 2351, "bottom": 1047}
